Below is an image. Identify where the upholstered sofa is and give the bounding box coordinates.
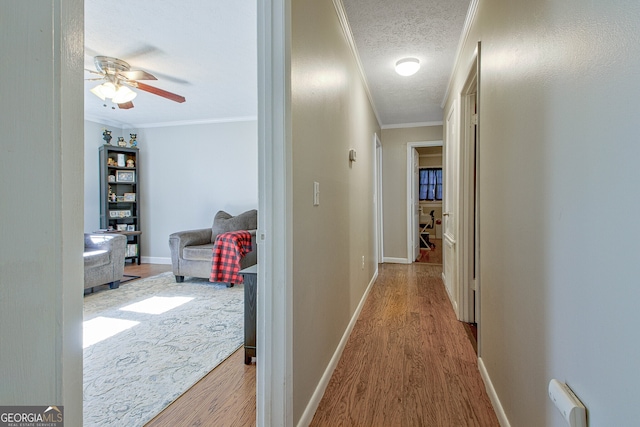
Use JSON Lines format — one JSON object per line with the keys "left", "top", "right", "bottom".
{"left": 169, "top": 209, "right": 257, "bottom": 283}
{"left": 84, "top": 233, "right": 127, "bottom": 292}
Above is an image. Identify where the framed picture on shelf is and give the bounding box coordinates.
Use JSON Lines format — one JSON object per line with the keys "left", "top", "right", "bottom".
{"left": 123, "top": 192, "right": 136, "bottom": 202}
{"left": 116, "top": 224, "right": 128, "bottom": 231}
{"left": 116, "top": 170, "right": 135, "bottom": 183}
{"left": 109, "top": 210, "right": 131, "bottom": 218}
{"left": 126, "top": 225, "right": 135, "bottom": 231}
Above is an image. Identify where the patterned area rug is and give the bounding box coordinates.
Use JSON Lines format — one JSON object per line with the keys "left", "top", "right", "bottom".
{"left": 83, "top": 272, "right": 244, "bottom": 426}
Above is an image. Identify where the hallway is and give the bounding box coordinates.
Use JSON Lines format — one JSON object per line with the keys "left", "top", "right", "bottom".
{"left": 311, "top": 263, "right": 497, "bottom": 426}
{"left": 146, "top": 262, "right": 497, "bottom": 426}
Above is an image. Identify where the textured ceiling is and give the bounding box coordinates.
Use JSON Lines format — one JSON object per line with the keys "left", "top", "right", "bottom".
{"left": 84, "top": 0, "right": 469, "bottom": 128}
{"left": 342, "top": 0, "right": 470, "bottom": 126}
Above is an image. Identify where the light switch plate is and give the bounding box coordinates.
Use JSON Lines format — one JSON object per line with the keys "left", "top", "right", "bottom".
{"left": 313, "top": 181, "right": 320, "bottom": 206}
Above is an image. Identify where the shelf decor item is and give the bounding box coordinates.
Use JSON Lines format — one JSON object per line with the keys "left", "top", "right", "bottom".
{"left": 124, "top": 193, "right": 136, "bottom": 202}
{"left": 109, "top": 210, "right": 131, "bottom": 218}
{"left": 116, "top": 170, "right": 135, "bottom": 183}
{"left": 102, "top": 129, "right": 112, "bottom": 144}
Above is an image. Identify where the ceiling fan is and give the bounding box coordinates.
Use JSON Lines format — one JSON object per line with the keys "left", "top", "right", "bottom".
{"left": 86, "top": 56, "right": 186, "bottom": 109}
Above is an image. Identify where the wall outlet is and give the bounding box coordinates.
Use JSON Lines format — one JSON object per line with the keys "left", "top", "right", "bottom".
{"left": 361, "top": 255, "right": 365, "bottom": 270}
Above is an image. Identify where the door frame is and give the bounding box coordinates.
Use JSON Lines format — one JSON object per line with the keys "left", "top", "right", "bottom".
{"left": 375, "top": 133, "right": 384, "bottom": 263}
{"left": 458, "top": 43, "right": 481, "bottom": 348}
{"left": 257, "top": 0, "right": 292, "bottom": 424}
{"left": 459, "top": 60, "right": 477, "bottom": 323}
{"left": 406, "top": 140, "right": 443, "bottom": 263}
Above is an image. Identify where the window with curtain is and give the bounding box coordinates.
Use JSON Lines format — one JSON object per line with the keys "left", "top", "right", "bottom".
{"left": 419, "top": 168, "right": 443, "bottom": 201}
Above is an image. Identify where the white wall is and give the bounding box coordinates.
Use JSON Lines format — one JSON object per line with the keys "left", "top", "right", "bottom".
{"left": 84, "top": 120, "right": 257, "bottom": 262}
{"left": 0, "top": 1, "right": 83, "bottom": 424}
{"left": 445, "top": 0, "right": 640, "bottom": 425}
{"left": 126, "top": 120, "right": 258, "bottom": 262}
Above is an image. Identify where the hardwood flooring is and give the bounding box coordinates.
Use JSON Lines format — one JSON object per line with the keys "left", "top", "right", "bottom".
{"left": 145, "top": 349, "right": 257, "bottom": 427}
{"left": 122, "top": 263, "right": 496, "bottom": 426}
{"left": 310, "top": 263, "right": 498, "bottom": 426}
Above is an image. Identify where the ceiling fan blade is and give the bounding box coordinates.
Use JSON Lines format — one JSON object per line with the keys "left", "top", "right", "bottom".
{"left": 118, "top": 101, "right": 134, "bottom": 109}
{"left": 85, "top": 69, "right": 104, "bottom": 76}
{"left": 120, "top": 70, "right": 157, "bottom": 81}
{"left": 135, "top": 82, "right": 186, "bottom": 103}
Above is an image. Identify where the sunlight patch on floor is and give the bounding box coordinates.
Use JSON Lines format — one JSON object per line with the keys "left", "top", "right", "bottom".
{"left": 119, "top": 296, "right": 194, "bottom": 315}
{"left": 83, "top": 317, "right": 139, "bottom": 349}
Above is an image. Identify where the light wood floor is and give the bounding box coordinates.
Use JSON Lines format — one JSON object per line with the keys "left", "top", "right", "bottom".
{"left": 123, "top": 263, "right": 496, "bottom": 426}
{"left": 310, "top": 263, "right": 498, "bottom": 426}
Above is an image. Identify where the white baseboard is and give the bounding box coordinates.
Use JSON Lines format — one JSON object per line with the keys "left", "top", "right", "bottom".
{"left": 140, "top": 256, "right": 171, "bottom": 265}
{"left": 297, "top": 267, "right": 379, "bottom": 427}
{"left": 478, "top": 357, "right": 510, "bottom": 426}
{"left": 383, "top": 257, "right": 411, "bottom": 264}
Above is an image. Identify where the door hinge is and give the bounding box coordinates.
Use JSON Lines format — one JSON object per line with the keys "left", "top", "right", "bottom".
{"left": 471, "top": 113, "right": 478, "bottom": 126}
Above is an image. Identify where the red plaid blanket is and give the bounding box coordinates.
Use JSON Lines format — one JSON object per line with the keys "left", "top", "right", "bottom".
{"left": 210, "top": 230, "right": 253, "bottom": 284}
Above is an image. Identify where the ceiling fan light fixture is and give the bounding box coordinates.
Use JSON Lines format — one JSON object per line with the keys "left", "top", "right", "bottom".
{"left": 100, "top": 82, "right": 117, "bottom": 98}
{"left": 395, "top": 57, "right": 420, "bottom": 76}
{"left": 112, "top": 85, "right": 137, "bottom": 104}
{"left": 90, "top": 84, "right": 107, "bottom": 101}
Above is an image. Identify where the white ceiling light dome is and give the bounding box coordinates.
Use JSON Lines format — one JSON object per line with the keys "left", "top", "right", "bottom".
{"left": 395, "top": 57, "right": 420, "bottom": 76}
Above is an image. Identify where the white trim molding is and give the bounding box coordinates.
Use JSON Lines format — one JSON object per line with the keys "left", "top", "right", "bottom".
{"left": 257, "top": 0, "right": 293, "bottom": 425}
{"left": 478, "top": 357, "right": 511, "bottom": 427}
{"left": 85, "top": 115, "right": 258, "bottom": 130}
{"left": 140, "top": 256, "right": 171, "bottom": 265}
{"left": 332, "top": 0, "right": 382, "bottom": 126}
{"left": 383, "top": 257, "right": 411, "bottom": 264}
{"left": 441, "top": 0, "right": 479, "bottom": 108}
{"left": 382, "top": 121, "right": 443, "bottom": 130}
{"left": 297, "top": 269, "right": 379, "bottom": 426}
{"left": 406, "top": 141, "right": 443, "bottom": 264}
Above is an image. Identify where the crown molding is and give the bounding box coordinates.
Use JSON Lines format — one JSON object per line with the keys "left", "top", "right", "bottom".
{"left": 441, "top": 0, "right": 479, "bottom": 108}
{"left": 85, "top": 115, "right": 258, "bottom": 130}
{"left": 332, "top": 0, "right": 382, "bottom": 128}
{"left": 130, "top": 116, "right": 258, "bottom": 129}
{"left": 382, "top": 121, "right": 443, "bottom": 130}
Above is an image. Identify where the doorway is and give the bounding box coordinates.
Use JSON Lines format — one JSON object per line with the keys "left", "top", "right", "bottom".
{"left": 406, "top": 141, "right": 443, "bottom": 264}
{"left": 459, "top": 42, "right": 481, "bottom": 353}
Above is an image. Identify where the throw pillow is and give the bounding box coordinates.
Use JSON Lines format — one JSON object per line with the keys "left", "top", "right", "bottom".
{"left": 211, "top": 209, "right": 258, "bottom": 243}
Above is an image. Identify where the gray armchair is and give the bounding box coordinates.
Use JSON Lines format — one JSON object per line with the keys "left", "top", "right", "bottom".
{"left": 169, "top": 209, "right": 257, "bottom": 283}
{"left": 84, "top": 233, "right": 127, "bottom": 292}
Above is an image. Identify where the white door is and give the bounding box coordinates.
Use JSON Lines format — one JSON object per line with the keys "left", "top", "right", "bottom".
{"left": 413, "top": 148, "right": 420, "bottom": 261}
{"left": 443, "top": 103, "right": 459, "bottom": 313}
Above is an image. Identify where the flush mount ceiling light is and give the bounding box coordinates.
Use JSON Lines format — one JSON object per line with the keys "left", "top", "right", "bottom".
{"left": 395, "top": 57, "right": 420, "bottom": 76}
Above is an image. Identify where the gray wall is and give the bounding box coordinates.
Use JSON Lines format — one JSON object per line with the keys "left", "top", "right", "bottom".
{"left": 445, "top": 0, "right": 640, "bottom": 425}
{"left": 0, "top": 1, "right": 83, "bottom": 424}
{"left": 291, "top": 0, "right": 380, "bottom": 421}
{"left": 381, "top": 126, "right": 443, "bottom": 259}
{"left": 84, "top": 120, "right": 258, "bottom": 262}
